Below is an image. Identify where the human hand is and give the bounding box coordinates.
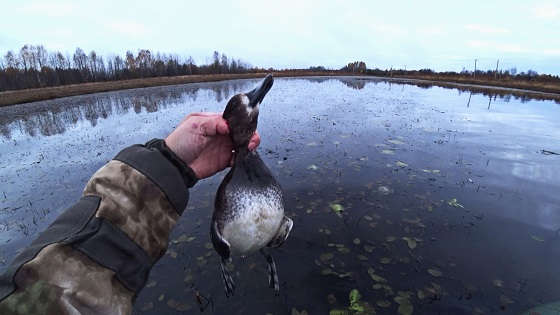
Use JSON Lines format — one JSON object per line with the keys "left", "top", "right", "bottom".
{"left": 165, "top": 112, "right": 260, "bottom": 179}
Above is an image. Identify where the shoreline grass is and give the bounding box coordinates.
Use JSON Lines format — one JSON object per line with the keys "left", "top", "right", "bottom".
{"left": 1, "top": 71, "right": 559, "bottom": 107}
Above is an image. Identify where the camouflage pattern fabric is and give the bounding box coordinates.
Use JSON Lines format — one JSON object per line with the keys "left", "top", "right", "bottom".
{"left": 0, "top": 147, "right": 190, "bottom": 314}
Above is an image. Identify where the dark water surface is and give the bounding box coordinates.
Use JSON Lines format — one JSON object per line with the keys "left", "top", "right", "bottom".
{"left": 1, "top": 77, "right": 560, "bottom": 314}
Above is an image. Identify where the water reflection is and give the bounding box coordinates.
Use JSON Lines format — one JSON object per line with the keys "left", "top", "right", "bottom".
{"left": 1, "top": 77, "right": 558, "bottom": 139}
{"left": 1, "top": 77, "right": 560, "bottom": 314}
{"left": 0, "top": 80, "right": 253, "bottom": 139}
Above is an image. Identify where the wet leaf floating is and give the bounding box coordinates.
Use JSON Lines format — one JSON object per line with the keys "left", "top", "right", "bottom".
{"left": 402, "top": 237, "right": 417, "bottom": 249}
{"left": 291, "top": 308, "right": 309, "bottom": 315}
{"left": 330, "top": 203, "right": 344, "bottom": 217}
{"left": 396, "top": 161, "right": 408, "bottom": 168}
{"left": 167, "top": 299, "right": 191, "bottom": 311}
{"left": 378, "top": 186, "right": 392, "bottom": 195}
{"left": 307, "top": 164, "right": 319, "bottom": 171}
{"left": 530, "top": 234, "right": 545, "bottom": 242}
{"left": 447, "top": 198, "right": 464, "bottom": 208}
{"left": 320, "top": 252, "right": 334, "bottom": 262}
{"left": 428, "top": 268, "right": 443, "bottom": 277}
{"left": 398, "top": 302, "right": 414, "bottom": 315}
{"left": 381, "top": 149, "right": 395, "bottom": 155}
{"left": 386, "top": 236, "right": 397, "bottom": 242}
{"left": 368, "top": 268, "right": 387, "bottom": 283}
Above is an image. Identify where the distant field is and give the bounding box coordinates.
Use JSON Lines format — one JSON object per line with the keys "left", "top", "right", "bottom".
{"left": 1, "top": 71, "right": 559, "bottom": 106}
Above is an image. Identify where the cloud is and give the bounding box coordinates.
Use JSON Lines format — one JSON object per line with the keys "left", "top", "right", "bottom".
{"left": 465, "top": 24, "right": 509, "bottom": 34}
{"left": 532, "top": 3, "right": 560, "bottom": 19}
{"left": 105, "top": 21, "right": 152, "bottom": 38}
{"left": 466, "top": 40, "right": 525, "bottom": 53}
{"left": 19, "top": 1, "right": 78, "bottom": 17}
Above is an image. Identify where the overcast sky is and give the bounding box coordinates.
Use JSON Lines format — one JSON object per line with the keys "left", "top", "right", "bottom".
{"left": 1, "top": 0, "right": 559, "bottom": 74}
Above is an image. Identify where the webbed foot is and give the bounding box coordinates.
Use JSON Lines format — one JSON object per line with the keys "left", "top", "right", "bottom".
{"left": 260, "top": 249, "right": 279, "bottom": 295}
{"left": 220, "top": 259, "right": 235, "bottom": 297}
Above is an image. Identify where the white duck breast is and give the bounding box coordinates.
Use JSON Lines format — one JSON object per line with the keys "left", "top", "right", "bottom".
{"left": 222, "top": 186, "right": 284, "bottom": 255}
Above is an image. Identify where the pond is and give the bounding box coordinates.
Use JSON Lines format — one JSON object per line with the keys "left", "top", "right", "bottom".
{"left": 1, "top": 77, "right": 560, "bottom": 314}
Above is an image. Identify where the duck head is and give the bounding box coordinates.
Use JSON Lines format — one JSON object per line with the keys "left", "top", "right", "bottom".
{"left": 223, "top": 74, "right": 273, "bottom": 149}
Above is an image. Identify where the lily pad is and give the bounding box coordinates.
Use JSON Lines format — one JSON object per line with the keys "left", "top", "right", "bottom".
{"left": 402, "top": 237, "right": 417, "bottom": 249}
{"left": 398, "top": 302, "right": 414, "bottom": 315}
{"left": 428, "top": 268, "right": 443, "bottom": 277}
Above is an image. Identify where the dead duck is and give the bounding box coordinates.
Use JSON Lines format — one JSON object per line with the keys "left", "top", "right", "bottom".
{"left": 211, "top": 74, "right": 293, "bottom": 297}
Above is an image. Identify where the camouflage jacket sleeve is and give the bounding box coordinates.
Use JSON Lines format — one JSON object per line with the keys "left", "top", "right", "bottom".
{"left": 0, "top": 139, "right": 198, "bottom": 315}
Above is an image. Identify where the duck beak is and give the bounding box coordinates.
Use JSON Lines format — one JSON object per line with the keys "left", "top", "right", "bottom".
{"left": 246, "top": 74, "right": 274, "bottom": 107}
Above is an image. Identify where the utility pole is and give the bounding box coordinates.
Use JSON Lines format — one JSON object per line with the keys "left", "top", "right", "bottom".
{"left": 474, "top": 59, "right": 477, "bottom": 79}
{"left": 494, "top": 59, "right": 499, "bottom": 80}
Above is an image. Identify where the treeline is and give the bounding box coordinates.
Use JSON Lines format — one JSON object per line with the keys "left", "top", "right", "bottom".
{"left": 0, "top": 45, "right": 253, "bottom": 91}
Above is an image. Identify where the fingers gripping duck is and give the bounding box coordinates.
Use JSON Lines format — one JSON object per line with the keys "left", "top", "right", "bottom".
{"left": 211, "top": 75, "right": 293, "bottom": 297}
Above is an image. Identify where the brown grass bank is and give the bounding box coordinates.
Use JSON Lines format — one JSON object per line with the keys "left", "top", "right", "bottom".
{"left": 1, "top": 71, "right": 559, "bottom": 106}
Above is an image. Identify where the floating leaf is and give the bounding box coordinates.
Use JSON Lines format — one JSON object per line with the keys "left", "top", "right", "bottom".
{"left": 381, "top": 149, "right": 395, "bottom": 155}
{"left": 377, "top": 300, "right": 391, "bottom": 308}
{"left": 378, "top": 186, "right": 392, "bottom": 195}
{"left": 386, "top": 236, "right": 397, "bottom": 242}
{"left": 337, "top": 247, "right": 350, "bottom": 254}
{"left": 402, "top": 237, "right": 417, "bottom": 249}
{"left": 320, "top": 253, "right": 334, "bottom": 262}
{"left": 428, "top": 268, "right": 443, "bottom": 277}
{"left": 353, "top": 238, "right": 361, "bottom": 245}
{"left": 167, "top": 299, "right": 191, "bottom": 311}
{"left": 292, "top": 308, "right": 309, "bottom": 315}
{"left": 357, "top": 254, "right": 369, "bottom": 261}
{"left": 307, "top": 164, "right": 319, "bottom": 171}
{"left": 447, "top": 198, "right": 464, "bottom": 208}
{"left": 530, "top": 234, "right": 545, "bottom": 242}
{"left": 368, "top": 268, "right": 387, "bottom": 283}
{"left": 330, "top": 203, "right": 344, "bottom": 216}
{"left": 348, "top": 289, "right": 365, "bottom": 312}
{"left": 172, "top": 234, "right": 196, "bottom": 244}
{"left": 493, "top": 279, "right": 504, "bottom": 287}
{"left": 388, "top": 139, "right": 405, "bottom": 145}
{"left": 398, "top": 302, "right": 414, "bottom": 315}
{"left": 364, "top": 215, "right": 373, "bottom": 221}
{"left": 396, "top": 161, "right": 408, "bottom": 168}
